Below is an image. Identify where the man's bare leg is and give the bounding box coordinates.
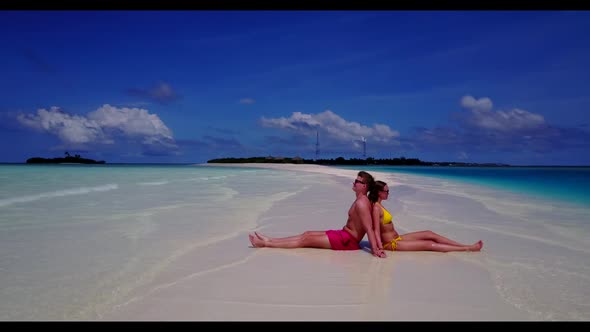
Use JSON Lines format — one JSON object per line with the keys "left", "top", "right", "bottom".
{"left": 255, "top": 231, "right": 325, "bottom": 242}
{"left": 249, "top": 231, "right": 331, "bottom": 249}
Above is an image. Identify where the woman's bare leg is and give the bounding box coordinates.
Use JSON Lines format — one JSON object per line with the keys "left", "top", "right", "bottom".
{"left": 249, "top": 231, "right": 331, "bottom": 249}
{"left": 393, "top": 239, "right": 483, "bottom": 252}
{"left": 401, "top": 230, "right": 474, "bottom": 247}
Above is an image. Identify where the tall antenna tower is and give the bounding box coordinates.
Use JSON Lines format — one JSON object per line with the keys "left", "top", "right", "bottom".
{"left": 315, "top": 130, "right": 320, "bottom": 160}
{"left": 361, "top": 136, "right": 366, "bottom": 158}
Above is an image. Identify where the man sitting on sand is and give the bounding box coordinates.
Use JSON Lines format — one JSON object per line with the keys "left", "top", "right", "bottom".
{"left": 249, "top": 170, "right": 386, "bottom": 258}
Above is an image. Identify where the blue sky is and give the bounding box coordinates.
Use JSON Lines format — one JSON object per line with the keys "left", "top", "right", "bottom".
{"left": 1, "top": 10, "right": 589, "bottom": 165}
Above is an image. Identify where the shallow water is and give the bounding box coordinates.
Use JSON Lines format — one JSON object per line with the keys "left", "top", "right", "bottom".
{"left": 0, "top": 163, "right": 588, "bottom": 320}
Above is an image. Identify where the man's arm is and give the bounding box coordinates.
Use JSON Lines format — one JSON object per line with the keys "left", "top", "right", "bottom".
{"left": 357, "top": 198, "right": 386, "bottom": 258}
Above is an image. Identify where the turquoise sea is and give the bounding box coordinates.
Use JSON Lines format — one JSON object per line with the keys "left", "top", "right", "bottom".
{"left": 335, "top": 165, "right": 590, "bottom": 207}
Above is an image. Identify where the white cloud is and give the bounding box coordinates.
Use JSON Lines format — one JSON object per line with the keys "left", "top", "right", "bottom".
{"left": 461, "top": 95, "right": 493, "bottom": 112}
{"left": 89, "top": 104, "right": 174, "bottom": 143}
{"left": 460, "top": 95, "right": 545, "bottom": 132}
{"left": 17, "top": 106, "right": 110, "bottom": 145}
{"left": 17, "top": 104, "right": 177, "bottom": 150}
{"left": 260, "top": 110, "right": 399, "bottom": 143}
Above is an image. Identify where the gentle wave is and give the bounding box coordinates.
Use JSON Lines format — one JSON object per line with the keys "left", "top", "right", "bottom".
{"left": 0, "top": 184, "right": 119, "bottom": 207}
{"left": 186, "top": 175, "right": 228, "bottom": 181}
{"left": 137, "top": 181, "right": 169, "bottom": 186}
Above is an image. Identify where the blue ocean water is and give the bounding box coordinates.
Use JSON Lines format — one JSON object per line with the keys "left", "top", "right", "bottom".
{"left": 335, "top": 165, "right": 590, "bottom": 207}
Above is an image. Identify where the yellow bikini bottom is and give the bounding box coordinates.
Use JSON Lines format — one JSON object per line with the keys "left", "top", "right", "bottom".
{"left": 386, "top": 236, "right": 403, "bottom": 250}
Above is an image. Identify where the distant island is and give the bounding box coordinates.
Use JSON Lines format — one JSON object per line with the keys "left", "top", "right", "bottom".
{"left": 26, "top": 152, "right": 106, "bottom": 164}
{"left": 207, "top": 156, "right": 509, "bottom": 167}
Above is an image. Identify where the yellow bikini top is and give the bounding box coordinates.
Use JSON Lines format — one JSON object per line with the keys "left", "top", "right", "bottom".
{"left": 378, "top": 203, "right": 393, "bottom": 225}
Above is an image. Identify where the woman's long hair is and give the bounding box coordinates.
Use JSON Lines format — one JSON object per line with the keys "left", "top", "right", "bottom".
{"left": 368, "top": 180, "right": 387, "bottom": 203}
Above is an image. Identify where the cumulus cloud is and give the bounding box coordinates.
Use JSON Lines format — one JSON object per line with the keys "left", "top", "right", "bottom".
{"left": 460, "top": 95, "right": 493, "bottom": 113}
{"left": 404, "top": 95, "right": 590, "bottom": 158}
{"left": 17, "top": 106, "right": 111, "bottom": 145}
{"left": 460, "top": 95, "right": 546, "bottom": 132}
{"left": 127, "top": 82, "right": 180, "bottom": 104}
{"left": 260, "top": 110, "right": 399, "bottom": 144}
{"left": 17, "top": 104, "right": 178, "bottom": 154}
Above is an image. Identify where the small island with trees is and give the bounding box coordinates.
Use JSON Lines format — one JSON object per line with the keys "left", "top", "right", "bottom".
{"left": 26, "top": 152, "right": 106, "bottom": 164}
{"left": 207, "top": 156, "right": 509, "bottom": 167}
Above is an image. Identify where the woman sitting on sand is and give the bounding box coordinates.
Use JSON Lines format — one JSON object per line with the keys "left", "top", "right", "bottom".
{"left": 369, "top": 180, "right": 483, "bottom": 252}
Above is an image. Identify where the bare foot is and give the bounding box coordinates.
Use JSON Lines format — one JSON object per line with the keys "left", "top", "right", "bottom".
{"left": 468, "top": 240, "right": 483, "bottom": 252}
{"left": 255, "top": 231, "right": 270, "bottom": 242}
{"left": 249, "top": 234, "right": 265, "bottom": 248}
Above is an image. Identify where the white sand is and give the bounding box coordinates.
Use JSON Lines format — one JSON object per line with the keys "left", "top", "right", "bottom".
{"left": 101, "top": 164, "right": 539, "bottom": 321}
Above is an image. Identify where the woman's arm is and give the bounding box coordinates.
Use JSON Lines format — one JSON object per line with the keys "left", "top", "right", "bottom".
{"left": 372, "top": 205, "right": 384, "bottom": 250}
{"left": 358, "top": 198, "right": 385, "bottom": 258}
